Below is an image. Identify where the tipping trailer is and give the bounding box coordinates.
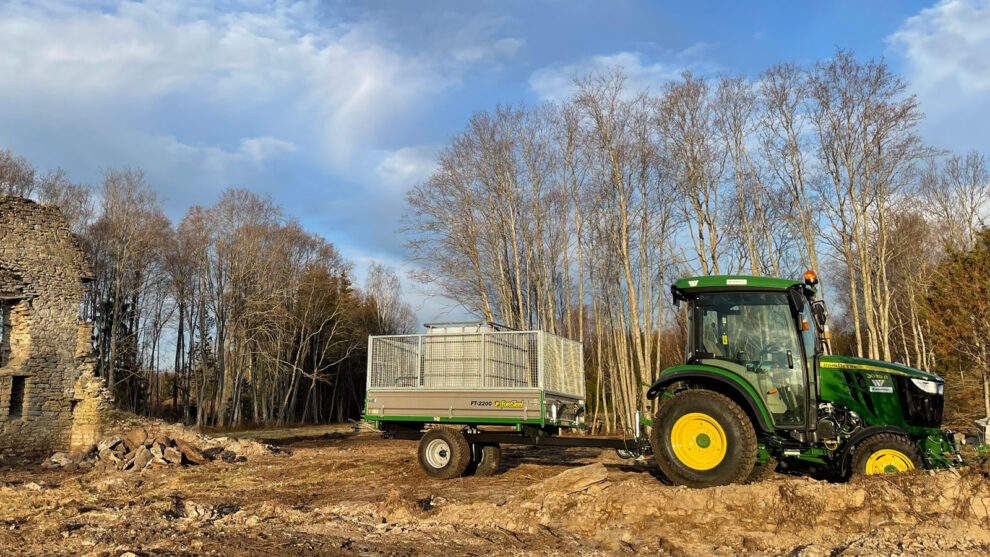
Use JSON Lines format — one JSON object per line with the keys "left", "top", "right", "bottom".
{"left": 365, "top": 322, "right": 646, "bottom": 478}
{"left": 366, "top": 272, "right": 963, "bottom": 487}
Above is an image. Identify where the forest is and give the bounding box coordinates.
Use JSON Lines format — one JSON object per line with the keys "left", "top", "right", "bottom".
{"left": 0, "top": 160, "right": 415, "bottom": 427}
{"left": 1, "top": 49, "right": 988, "bottom": 433}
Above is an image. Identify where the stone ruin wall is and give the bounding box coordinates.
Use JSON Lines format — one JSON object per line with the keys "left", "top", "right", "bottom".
{"left": 0, "top": 195, "right": 112, "bottom": 462}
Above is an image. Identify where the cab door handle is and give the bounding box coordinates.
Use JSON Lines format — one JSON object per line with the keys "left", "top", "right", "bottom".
{"left": 787, "top": 350, "right": 794, "bottom": 369}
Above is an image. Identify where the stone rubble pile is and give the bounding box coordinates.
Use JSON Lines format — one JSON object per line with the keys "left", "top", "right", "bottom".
{"left": 42, "top": 426, "right": 247, "bottom": 472}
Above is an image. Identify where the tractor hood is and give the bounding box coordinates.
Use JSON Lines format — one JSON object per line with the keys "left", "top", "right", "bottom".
{"left": 819, "top": 355, "right": 942, "bottom": 382}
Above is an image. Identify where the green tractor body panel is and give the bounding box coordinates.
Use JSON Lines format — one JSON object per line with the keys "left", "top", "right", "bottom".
{"left": 818, "top": 354, "right": 939, "bottom": 381}
{"left": 651, "top": 364, "right": 775, "bottom": 432}
{"left": 817, "top": 355, "right": 944, "bottom": 436}
{"left": 675, "top": 275, "right": 804, "bottom": 292}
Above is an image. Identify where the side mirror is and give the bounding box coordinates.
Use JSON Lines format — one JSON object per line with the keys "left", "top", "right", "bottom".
{"left": 811, "top": 300, "right": 828, "bottom": 326}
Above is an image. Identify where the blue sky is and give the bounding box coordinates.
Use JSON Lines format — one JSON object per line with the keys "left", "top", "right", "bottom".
{"left": 1, "top": 0, "right": 988, "bottom": 322}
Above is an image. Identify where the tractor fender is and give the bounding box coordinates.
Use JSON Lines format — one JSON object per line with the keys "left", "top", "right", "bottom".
{"left": 646, "top": 367, "right": 774, "bottom": 433}
{"left": 839, "top": 425, "right": 911, "bottom": 475}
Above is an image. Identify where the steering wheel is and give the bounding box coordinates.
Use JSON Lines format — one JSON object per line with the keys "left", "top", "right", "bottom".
{"left": 745, "top": 360, "right": 768, "bottom": 374}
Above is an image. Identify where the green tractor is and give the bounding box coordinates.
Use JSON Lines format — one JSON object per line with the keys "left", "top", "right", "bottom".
{"left": 646, "top": 272, "right": 960, "bottom": 487}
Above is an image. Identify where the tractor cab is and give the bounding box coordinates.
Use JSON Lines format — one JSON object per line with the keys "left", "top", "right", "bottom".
{"left": 673, "top": 274, "right": 825, "bottom": 431}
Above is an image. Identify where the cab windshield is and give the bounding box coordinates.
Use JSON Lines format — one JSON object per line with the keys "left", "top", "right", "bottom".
{"left": 691, "top": 292, "right": 807, "bottom": 427}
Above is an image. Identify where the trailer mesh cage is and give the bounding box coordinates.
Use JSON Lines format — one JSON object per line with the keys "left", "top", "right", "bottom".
{"left": 367, "top": 328, "right": 584, "bottom": 398}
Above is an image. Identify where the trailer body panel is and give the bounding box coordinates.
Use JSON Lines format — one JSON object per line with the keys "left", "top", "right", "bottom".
{"left": 366, "top": 388, "right": 584, "bottom": 427}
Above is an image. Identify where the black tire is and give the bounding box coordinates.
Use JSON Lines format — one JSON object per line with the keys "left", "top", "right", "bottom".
{"left": 850, "top": 433, "right": 922, "bottom": 475}
{"left": 465, "top": 443, "right": 501, "bottom": 476}
{"left": 418, "top": 428, "right": 471, "bottom": 479}
{"left": 651, "top": 389, "right": 757, "bottom": 488}
{"left": 746, "top": 456, "right": 778, "bottom": 484}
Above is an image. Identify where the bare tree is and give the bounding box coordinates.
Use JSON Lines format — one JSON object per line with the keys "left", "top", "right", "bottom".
{"left": 809, "top": 50, "right": 925, "bottom": 359}
{"left": 89, "top": 167, "right": 165, "bottom": 393}
{"left": 0, "top": 148, "right": 36, "bottom": 198}
{"left": 36, "top": 168, "right": 94, "bottom": 235}
{"left": 714, "top": 75, "right": 782, "bottom": 275}
{"left": 920, "top": 151, "right": 990, "bottom": 251}
{"left": 366, "top": 262, "right": 416, "bottom": 334}
{"left": 760, "top": 63, "right": 821, "bottom": 279}
{"left": 658, "top": 72, "right": 727, "bottom": 275}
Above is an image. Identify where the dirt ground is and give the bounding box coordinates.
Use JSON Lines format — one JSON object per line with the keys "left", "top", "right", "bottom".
{"left": 2, "top": 424, "right": 989, "bottom": 556}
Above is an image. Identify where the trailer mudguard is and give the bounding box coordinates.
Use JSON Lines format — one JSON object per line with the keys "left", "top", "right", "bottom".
{"left": 646, "top": 365, "right": 775, "bottom": 433}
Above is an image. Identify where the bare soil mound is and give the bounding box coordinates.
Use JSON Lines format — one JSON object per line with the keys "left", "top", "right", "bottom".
{"left": 1, "top": 428, "right": 988, "bottom": 555}
{"left": 431, "top": 461, "right": 990, "bottom": 554}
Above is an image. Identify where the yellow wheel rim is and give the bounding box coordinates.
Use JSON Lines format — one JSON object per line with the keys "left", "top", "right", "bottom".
{"left": 865, "top": 449, "right": 915, "bottom": 474}
{"left": 670, "top": 412, "right": 727, "bottom": 470}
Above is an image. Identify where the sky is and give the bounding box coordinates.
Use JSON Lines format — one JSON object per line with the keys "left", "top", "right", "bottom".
{"left": 1, "top": 0, "right": 988, "bottom": 324}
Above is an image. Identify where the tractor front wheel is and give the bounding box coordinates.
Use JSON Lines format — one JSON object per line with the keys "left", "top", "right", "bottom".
{"left": 851, "top": 433, "right": 922, "bottom": 475}
{"left": 651, "top": 389, "right": 757, "bottom": 488}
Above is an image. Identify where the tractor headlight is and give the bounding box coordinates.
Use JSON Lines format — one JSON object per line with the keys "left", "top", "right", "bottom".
{"left": 911, "top": 378, "right": 943, "bottom": 395}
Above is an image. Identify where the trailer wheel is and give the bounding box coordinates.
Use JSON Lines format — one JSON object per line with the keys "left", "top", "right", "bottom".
{"left": 851, "top": 433, "right": 922, "bottom": 475}
{"left": 466, "top": 444, "right": 501, "bottom": 476}
{"left": 651, "top": 389, "right": 757, "bottom": 488}
{"left": 418, "top": 429, "right": 471, "bottom": 479}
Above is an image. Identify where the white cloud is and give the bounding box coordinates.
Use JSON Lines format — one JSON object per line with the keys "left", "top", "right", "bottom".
{"left": 0, "top": 1, "right": 524, "bottom": 324}
{"left": 91, "top": 132, "right": 298, "bottom": 210}
{"left": 375, "top": 145, "right": 440, "bottom": 191}
{"left": 528, "top": 45, "right": 716, "bottom": 102}
{"left": 889, "top": 0, "right": 990, "bottom": 93}
{"left": 0, "top": 1, "right": 454, "bottom": 165}
{"left": 394, "top": 11, "right": 524, "bottom": 69}
{"left": 157, "top": 135, "right": 296, "bottom": 174}
{"left": 888, "top": 0, "right": 990, "bottom": 151}
{"left": 238, "top": 137, "right": 296, "bottom": 163}
{"left": 453, "top": 37, "right": 525, "bottom": 64}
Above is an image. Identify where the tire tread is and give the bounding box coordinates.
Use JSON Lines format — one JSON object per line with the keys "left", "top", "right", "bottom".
{"left": 651, "top": 389, "right": 757, "bottom": 488}
{"left": 418, "top": 428, "right": 471, "bottom": 479}
{"left": 471, "top": 444, "right": 501, "bottom": 476}
{"left": 850, "top": 432, "right": 922, "bottom": 475}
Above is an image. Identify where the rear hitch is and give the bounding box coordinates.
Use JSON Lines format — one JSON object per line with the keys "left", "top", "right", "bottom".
{"left": 615, "top": 410, "right": 653, "bottom": 460}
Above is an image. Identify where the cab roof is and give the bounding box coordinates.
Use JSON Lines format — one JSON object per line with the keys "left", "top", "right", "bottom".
{"left": 674, "top": 275, "right": 803, "bottom": 293}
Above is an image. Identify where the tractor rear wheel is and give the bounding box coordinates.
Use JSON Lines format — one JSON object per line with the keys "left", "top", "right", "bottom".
{"left": 418, "top": 428, "right": 471, "bottom": 479}
{"left": 851, "top": 433, "right": 922, "bottom": 475}
{"left": 651, "top": 389, "right": 757, "bottom": 488}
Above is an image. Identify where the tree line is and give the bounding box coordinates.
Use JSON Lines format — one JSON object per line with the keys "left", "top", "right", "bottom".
{"left": 1, "top": 153, "right": 415, "bottom": 427}
{"left": 405, "top": 49, "right": 990, "bottom": 432}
